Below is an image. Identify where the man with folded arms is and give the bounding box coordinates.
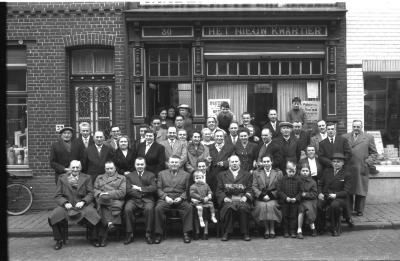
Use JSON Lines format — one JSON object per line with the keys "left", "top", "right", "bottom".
{"left": 153, "top": 155, "right": 193, "bottom": 244}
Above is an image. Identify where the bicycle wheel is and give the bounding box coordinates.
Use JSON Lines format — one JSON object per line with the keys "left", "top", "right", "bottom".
{"left": 7, "top": 183, "right": 33, "bottom": 215}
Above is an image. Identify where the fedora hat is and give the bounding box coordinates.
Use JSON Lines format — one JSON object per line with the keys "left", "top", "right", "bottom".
{"left": 332, "top": 153, "right": 346, "bottom": 160}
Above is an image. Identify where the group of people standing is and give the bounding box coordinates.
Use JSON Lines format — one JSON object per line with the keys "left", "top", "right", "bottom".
{"left": 48, "top": 99, "right": 378, "bottom": 250}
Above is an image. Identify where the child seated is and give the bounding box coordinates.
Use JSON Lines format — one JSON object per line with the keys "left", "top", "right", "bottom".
{"left": 278, "top": 161, "right": 302, "bottom": 238}
{"left": 297, "top": 163, "right": 318, "bottom": 239}
{"left": 190, "top": 171, "right": 217, "bottom": 236}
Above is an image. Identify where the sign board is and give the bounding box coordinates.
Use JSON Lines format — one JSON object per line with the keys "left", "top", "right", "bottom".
{"left": 366, "top": 131, "right": 385, "bottom": 155}
{"left": 302, "top": 101, "right": 320, "bottom": 123}
{"left": 55, "top": 124, "right": 64, "bottom": 133}
{"left": 208, "top": 99, "right": 230, "bottom": 118}
{"left": 254, "top": 83, "right": 272, "bottom": 93}
{"left": 142, "top": 26, "right": 193, "bottom": 38}
{"left": 203, "top": 25, "right": 327, "bottom": 37}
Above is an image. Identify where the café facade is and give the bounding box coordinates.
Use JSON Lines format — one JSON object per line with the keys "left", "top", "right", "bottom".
{"left": 6, "top": 2, "right": 347, "bottom": 209}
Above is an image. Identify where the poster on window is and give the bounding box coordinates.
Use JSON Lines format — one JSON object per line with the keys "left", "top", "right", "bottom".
{"left": 302, "top": 101, "right": 320, "bottom": 124}
{"left": 208, "top": 99, "right": 230, "bottom": 118}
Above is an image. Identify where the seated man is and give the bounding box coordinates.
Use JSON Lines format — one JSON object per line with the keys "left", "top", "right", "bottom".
{"left": 93, "top": 161, "right": 126, "bottom": 247}
{"left": 123, "top": 157, "right": 157, "bottom": 245}
{"left": 48, "top": 160, "right": 100, "bottom": 250}
{"left": 154, "top": 155, "right": 193, "bottom": 244}
{"left": 217, "top": 155, "right": 253, "bottom": 242}
{"left": 317, "top": 153, "right": 354, "bottom": 236}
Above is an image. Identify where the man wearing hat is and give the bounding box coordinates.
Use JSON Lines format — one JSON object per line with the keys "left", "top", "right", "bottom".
{"left": 48, "top": 160, "right": 101, "bottom": 250}
{"left": 273, "top": 122, "right": 301, "bottom": 171}
{"left": 177, "top": 104, "right": 193, "bottom": 131}
{"left": 317, "top": 153, "right": 354, "bottom": 236}
{"left": 50, "top": 126, "right": 86, "bottom": 184}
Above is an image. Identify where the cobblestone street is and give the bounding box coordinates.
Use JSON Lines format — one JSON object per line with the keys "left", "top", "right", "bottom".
{"left": 8, "top": 230, "right": 400, "bottom": 261}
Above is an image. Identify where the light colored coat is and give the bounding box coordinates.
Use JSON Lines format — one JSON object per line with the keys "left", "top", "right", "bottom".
{"left": 158, "top": 139, "right": 188, "bottom": 167}
{"left": 342, "top": 131, "right": 377, "bottom": 196}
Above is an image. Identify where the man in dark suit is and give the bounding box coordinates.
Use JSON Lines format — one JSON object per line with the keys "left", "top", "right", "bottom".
{"left": 224, "top": 121, "right": 239, "bottom": 146}
{"left": 239, "top": 112, "right": 260, "bottom": 139}
{"left": 208, "top": 129, "right": 235, "bottom": 194}
{"left": 153, "top": 156, "right": 193, "bottom": 244}
{"left": 317, "top": 153, "right": 354, "bottom": 236}
{"left": 136, "top": 129, "right": 166, "bottom": 177}
{"left": 292, "top": 121, "right": 310, "bottom": 159}
{"left": 83, "top": 131, "right": 115, "bottom": 183}
{"left": 318, "top": 122, "right": 352, "bottom": 171}
{"left": 50, "top": 126, "right": 85, "bottom": 184}
{"left": 262, "top": 109, "right": 281, "bottom": 139}
{"left": 123, "top": 157, "right": 157, "bottom": 245}
{"left": 217, "top": 155, "right": 253, "bottom": 241}
{"left": 105, "top": 125, "right": 121, "bottom": 151}
{"left": 273, "top": 122, "right": 301, "bottom": 171}
{"left": 257, "top": 128, "right": 282, "bottom": 170}
{"left": 134, "top": 124, "right": 149, "bottom": 151}
{"left": 73, "top": 122, "right": 94, "bottom": 151}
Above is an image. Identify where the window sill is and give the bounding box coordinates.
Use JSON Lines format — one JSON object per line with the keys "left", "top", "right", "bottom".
{"left": 7, "top": 165, "right": 33, "bottom": 177}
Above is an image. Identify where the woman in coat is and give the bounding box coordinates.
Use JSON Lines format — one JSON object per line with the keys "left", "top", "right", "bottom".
{"left": 185, "top": 131, "right": 211, "bottom": 174}
{"left": 234, "top": 127, "right": 258, "bottom": 172}
{"left": 48, "top": 160, "right": 100, "bottom": 250}
{"left": 252, "top": 155, "right": 283, "bottom": 239}
{"left": 113, "top": 135, "right": 136, "bottom": 175}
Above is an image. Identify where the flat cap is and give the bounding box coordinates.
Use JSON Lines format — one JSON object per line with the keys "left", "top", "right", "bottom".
{"left": 279, "top": 122, "right": 293, "bottom": 128}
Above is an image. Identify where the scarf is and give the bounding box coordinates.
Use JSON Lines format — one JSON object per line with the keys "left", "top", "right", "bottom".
{"left": 187, "top": 141, "right": 205, "bottom": 158}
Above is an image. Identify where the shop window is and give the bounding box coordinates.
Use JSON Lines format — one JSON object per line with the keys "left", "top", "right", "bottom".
{"left": 364, "top": 76, "right": 400, "bottom": 152}
{"left": 148, "top": 48, "right": 190, "bottom": 77}
{"left": 7, "top": 47, "right": 28, "bottom": 166}
{"left": 327, "top": 81, "right": 336, "bottom": 115}
{"left": 70, "top": 48, "right": 114, "bottom": 135}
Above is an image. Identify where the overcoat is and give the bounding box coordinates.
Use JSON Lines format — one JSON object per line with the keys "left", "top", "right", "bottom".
{"left": 185, "top": 141, "right": 210, "bottom": 174}
{"left": 257, "top": 140, "right": 283, "bottom": 170}
{"left": 216, "top": 169, "right": 253, "bottom": 219}
{"left": 233, "top": 141, "right": 258, "bottom": 172}
{"left": 83, "top": 144, "right": 115, "bottom": 181}
{"left": 342, "top": 132, "right": 377, "bottom": 196}
{"left": 94, "top": 173, "right": 126, "bottom": 216}
{"left": 113, "top": 148, "right": 136, "bottom": 175}
{"left": 49, "top": 173, "right": 100, "bottom": 226}
{"left": 208, "top": 143, "right": 235, "bottom": 192}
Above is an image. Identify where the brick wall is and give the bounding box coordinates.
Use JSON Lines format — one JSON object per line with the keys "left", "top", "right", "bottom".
{"left": 7, "top": 2, "right": 127, "bottom": 209}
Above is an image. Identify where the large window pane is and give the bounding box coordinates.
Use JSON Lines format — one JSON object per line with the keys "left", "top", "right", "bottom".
{"left": 7, "top": 69, "right": 26, "bottom": 92}
{"left": 271, "top": 61, "right": 279, "bottom": 75}
{"left": 281, "top": 61, "right": 290, "bottom": 75}
{"left": 71, "top": 49, "right": 114, "bottom": 74}
{"left": 228, "top": 62, "right": 237, "bottom": 75}
{"left": 260, "top": 62, "right": 269, "bottom": 75}
{"left": 238, "top": 62, "right": 248, "bottom": 75}
{"left": 218, "top": 62, "right": 227, "bottom": 75}
{"left": 249, "top": 62, "right": 258, "bottom": 75}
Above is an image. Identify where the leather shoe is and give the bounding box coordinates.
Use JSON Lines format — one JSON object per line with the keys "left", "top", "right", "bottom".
{"left": 145, "top": 235, "right": 153, "bottom": 244}
{"left": 243, "top": 234, "right": 251, "bottom": 241}
{"left": 283, "top": 232, "right": 290, "bottom": 238}
{"left": 54, "top": 240, "right": 63, "bottom": 250}
{"left": 202, "top": 233, "right": 208, "bottom": 240}
{"left": 297, "top": 232, "right": 304, "bottom": 239}
{"left": 346, "top": 218, "right": 355, "bottom": 228}
{"left": 221, "top": 232, "right": 229, "bottom": 241}
{"left": 100, "top": 237, "right": 107, "bottom": 247}
{"left": 183, "top": 233, "right": 191, "bottom": 243}
{"left": 332, "top": 230, "right": 339, "bottom": 237}
{"left": 269, "top": 233, "right": 276, "bottom": 239}
{"left": 193, "top": 233, "right": 200, "bottom": 240}
{"left": 291, "top": 233, "right": 297, "bottom": 238}
{"left": 263, "top": 232, "right": 269, "bottom": 239}
{"left": 92, "top": 240, "right": 100, "bottom": 247}
{"left": 123, "top": 233, "right": 134, "bottom": 245}
{"left": 311, "top": 229, "right": 317, "bottom": 237}
{"left": 154, "top": 234, "right": 162, "bottom": 244}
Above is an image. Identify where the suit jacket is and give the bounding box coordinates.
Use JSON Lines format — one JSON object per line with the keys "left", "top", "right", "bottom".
{"left": 262, "top": 121, "right": 281, "bottom": 139}
{"left": 342, "top": 131, "right": 377, "bottom": 196}
{"left": 257, "top": 140, "right": 283, "bottom": 169}
{"left": 233, "top": 141, "right": 258, "bottom": 171}
{"left": 273, "top": 136, "right": 301, "bottom": 171}
{"left": 136, "top": 142, "right": 166, "bottom": 175}
{"left": 49, "top": 172, "right": 100, "bottom": 226}
{"left": 125, "top": 170, "right": 156, "bottom": 204}
{"left": 158, "top": 139, "right": 187, "bottom": 167}
{"left": 73, "top": 135, "right": 94, "bottom": 151}
{"left": 310, "top": 133, "right": 327, "bottom": 153}
{"left": 318, "top": 135, "right": 352, "bottom": 169}
{"left": 216, "top": 169, "right": 253, "bottom": 207}
{"left": 224, "top": 135, "right": 239, "bottom": 146}
{"left": 209, "top": 143, "right": 235, "bottom": 177}
{"left": 49, "top": 139, "right": 86, "bottom": 178}
{"left": 252, "top": 168, "right": 283, "bottom": 200}
{"left": 83, "top": 144, "right": 115, "bottom": 180}
{"left": 113, "top": 148, "right": 136, "bottom": 175}
{"left": 318, "top": 167, "right": 352, "bottom": 199}
{"left": 299, "top": 158, "right": 322, "bottom": 180}
{"left": 157, "top": 169, "right": 190, "bottom": 200}
{"left": 293, "top": 130, "right": 310, "bottom": 153}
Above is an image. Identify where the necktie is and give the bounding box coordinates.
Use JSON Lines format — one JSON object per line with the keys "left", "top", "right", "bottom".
{"left": 330, "top": 138, "right": 333, "bottom": 144}
{"left": 84, "top": 138, "right": 89, "bottom": 148}
{"left": 170, "top": 140, "right": 174, "bottom": 150}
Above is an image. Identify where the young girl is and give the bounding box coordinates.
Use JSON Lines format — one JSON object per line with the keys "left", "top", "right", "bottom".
{"left": 297, "top": 163, "right": 318, "bottom": 239}
{"left": 190, "top": 170, "right": 218, "bottom": 239}
{"left": 278, "top": 161, "right": 302, "bottom": 238}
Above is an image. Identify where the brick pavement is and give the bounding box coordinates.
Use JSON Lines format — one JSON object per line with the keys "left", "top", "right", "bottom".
{"left": 8, "top": 203, "right": 400, "bottom": 237}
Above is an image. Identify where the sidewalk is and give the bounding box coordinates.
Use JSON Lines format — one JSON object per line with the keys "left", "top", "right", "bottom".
{"left": 8, "top": 203, "right": 400, "bottom": 237}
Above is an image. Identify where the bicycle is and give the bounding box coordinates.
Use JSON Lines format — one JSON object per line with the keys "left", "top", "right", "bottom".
{"left": 7, "top": 172, "right": 34, "bottom": 215}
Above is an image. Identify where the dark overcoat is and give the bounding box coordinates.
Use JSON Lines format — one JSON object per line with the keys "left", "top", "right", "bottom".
{"left": 113, "top": 148, "right": 136, "bottom": 175}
